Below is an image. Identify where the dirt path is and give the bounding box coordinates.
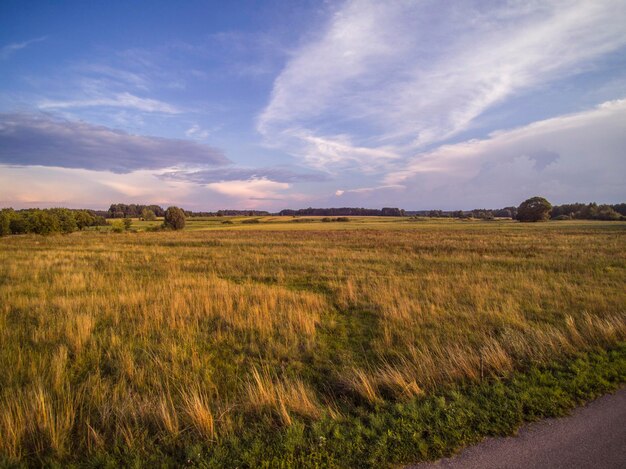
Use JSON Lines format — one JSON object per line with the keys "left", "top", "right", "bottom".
{"left": 409, "top": 386, "right": 626, "bottom": 469}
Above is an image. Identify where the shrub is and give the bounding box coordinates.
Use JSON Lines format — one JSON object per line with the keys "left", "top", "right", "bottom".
{"left": 74, "top": 210, "right": 96, "bottom": 230}
{"left": 49, "top": 208, "right": 77, "bottom": 233}
{"left": 335, "top": 217, "right": 350, "bottom": 222}
{"left": 141, "top": 209, "right": 157, "bottom": 221}
{"left": 164, "top": 206, "right": 186, "bottom": 230}
{"left": 222, "top": 220, "right": 234, "bottom": 225}
{"left": 242, "top": 219, "right": 261, "bottom": 224}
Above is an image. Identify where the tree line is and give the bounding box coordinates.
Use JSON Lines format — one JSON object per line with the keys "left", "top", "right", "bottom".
{"left": 108, "top": 204, "right": 166, "bottom": 218}
{"left": 108, "top": 204, "right": 271, "bottom": 218}
{"left": 408, "top": 202, "right": 625, "bottom": 221}
{"left": 0, "top": 206, "right": 188, "bottom": 236}
{"left": 2, "top": 199, "right": 624, "bottom": 237}
{"left": 0, "top": 208, "right": 107, "bottom": 236}
{"left": 550, "top": 202, "right": 625, "bottom": 220}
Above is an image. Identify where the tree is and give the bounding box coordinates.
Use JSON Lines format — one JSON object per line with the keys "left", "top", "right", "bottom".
{"left": 141, "top": 208, "right": 156, "bottom": 221}
{"left": 164, "top": 206, "right": 186, "bottom": 230}
{"left": 516, "top": 196, "right": 552, "bottom": 222}
{"left": 0, "top": 208, "right": 14, "bottom": 236}
{"left": 123, "top": 218, "right": 133, "bottom": 230}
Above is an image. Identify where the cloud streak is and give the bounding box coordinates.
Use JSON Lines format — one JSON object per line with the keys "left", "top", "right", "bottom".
{"left": 0, "top": 36, "right": 46, "bottom": 60}
{"left": 0, "top": 113, "right": 228, "bottom": 173}
{"left": 39, "top": 92, "right": 181, "bottom": 114}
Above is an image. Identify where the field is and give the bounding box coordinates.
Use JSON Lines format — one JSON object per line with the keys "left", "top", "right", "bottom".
{"left": 1, "top": 218, "right": 625, "bottom": 467}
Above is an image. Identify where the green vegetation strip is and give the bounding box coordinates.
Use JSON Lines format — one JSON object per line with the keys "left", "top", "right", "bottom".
{"left": 4, "top": 345, "right": 623, "bottom": 468}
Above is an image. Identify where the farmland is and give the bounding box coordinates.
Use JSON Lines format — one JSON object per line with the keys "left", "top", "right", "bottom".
{"left": 1, "top": 218, "right": 625, "bottom": 467}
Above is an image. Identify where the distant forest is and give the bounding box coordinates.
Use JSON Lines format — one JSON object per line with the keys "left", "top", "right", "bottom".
{"left": 415, "top": 202, "right": 626, "bottom": 221}
{"left": 106, "top": 204, "right": 270, "bottom": 218}
{"left": 103, "top": 202, "right": 626, "bottom": 221}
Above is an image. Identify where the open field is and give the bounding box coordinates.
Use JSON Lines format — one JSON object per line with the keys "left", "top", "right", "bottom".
{"left": 1, "top": 219, "right": 625, "bottom": 467}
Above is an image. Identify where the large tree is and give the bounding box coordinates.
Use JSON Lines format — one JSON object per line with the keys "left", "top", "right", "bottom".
{"left": 164, "top": 206, "right": 186, "bottom": 230}
{"left": 516, "top": 196, "right": 552, "bottom": 222}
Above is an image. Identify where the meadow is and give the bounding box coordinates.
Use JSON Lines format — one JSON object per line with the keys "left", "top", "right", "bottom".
{"left": 0, "top": 218, "right": 625, "bottom": 467}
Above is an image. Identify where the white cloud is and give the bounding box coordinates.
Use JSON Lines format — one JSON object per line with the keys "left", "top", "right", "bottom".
{"left": 294, "top": 131, "right": 399, "bottom": 173}
{"left": 384, "top": 99, "right": 626, "bottom": 208}
{"left": 258, "top": 0, "right": 626, "bottom": 172}
{"left": 39, "top": 92, "right": 181, "bottom": 114}
{"left": 206, "top": 178, "right": 290, "bottom": 201}
{"left": 0, "top": 166, "right": 297, "bottom": 211}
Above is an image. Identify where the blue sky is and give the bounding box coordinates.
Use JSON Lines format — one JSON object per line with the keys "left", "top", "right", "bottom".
{"left": 1, "top": 0, "right": 625, "bottom": 211}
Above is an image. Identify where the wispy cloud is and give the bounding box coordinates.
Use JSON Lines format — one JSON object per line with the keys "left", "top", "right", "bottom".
{"left": 77, "top": 64, "right": 150, "bottom": 90}
{"left": 258, "top": 0, "right": 626, "bottom": 172}
{"left": 0, "top": 113, "right": 228, "bottom": 173}
{"left": 0, "top": 36, "right": 47, "bottom": 60}
{"left": 335, "top": 184, "right": 404, "bottom": 197}
{"left": 185, "top": 124, "right": 211, "bottom": 140}
{"left": 39, "top": 92, "right": 181, "bottom": 114}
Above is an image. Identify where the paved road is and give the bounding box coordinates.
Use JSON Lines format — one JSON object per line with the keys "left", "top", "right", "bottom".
{"left": 409, "top": 386, "right": 626, "bottom": 469}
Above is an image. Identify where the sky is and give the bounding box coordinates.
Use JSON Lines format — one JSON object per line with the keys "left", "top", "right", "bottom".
{"left": 1, "top": 0, "right": 625, "bottom": 211}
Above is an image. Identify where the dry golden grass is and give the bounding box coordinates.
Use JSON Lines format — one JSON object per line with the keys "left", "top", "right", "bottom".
{"left": 246, "top": 367, "right": 321, "bottom": 425}
{"left": 0, "top": 219, "right": 624, "bottom": 462}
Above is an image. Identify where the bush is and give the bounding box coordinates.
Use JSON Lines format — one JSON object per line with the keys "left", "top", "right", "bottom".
{"left": 242, "top": 219, "right": 261, "bottom": 224}
{"left": 74, "top": 210, "right": 96, "bottom": 230}
{"left": 123, "top": 218, "right": 132, "bottom": 231}
{"left": 517, "top": 196, "right": 552, "bottom": 222}
{"left": 553, "top": 214, "right": 571, "bottom": 221}
{"left": 335, "top": 217, "right": 350, "bottom": 222}
{"left": 221, "top": 220, "right": 234, "bottom": 225}
{"left": 141, "top": 209, "right": 157, "bottom": 221}
{"left": 164, "top": 206, "right": 186, "bottom": 230}
{"left": 29, "top": 210, "right": 61, "bottom": 235}
{"left": 321, "top": 217, "right": 332, "bottom": 222}
{"left": 49, "top": 208, "right": 78, "bottom": 233}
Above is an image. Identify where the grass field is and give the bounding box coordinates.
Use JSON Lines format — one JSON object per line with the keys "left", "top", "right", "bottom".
{"left": 1, "top": 218, "right": 625, "bottom": 467}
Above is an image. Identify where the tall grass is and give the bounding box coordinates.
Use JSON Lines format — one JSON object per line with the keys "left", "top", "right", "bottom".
{"left": 0, "top": 220, "right": 624, "bottom": 464}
